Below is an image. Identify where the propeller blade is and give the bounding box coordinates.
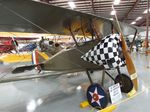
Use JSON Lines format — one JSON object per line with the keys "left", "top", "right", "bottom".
{"left": 120, "top": 34, "right": 138, "bottom": 90}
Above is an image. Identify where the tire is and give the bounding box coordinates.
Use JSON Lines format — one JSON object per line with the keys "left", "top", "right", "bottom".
{"left": 87, "top": 83, "right": 108, "bottom": 109}
{"left": 115, "top": 74, "right": 133, "bottom": 93}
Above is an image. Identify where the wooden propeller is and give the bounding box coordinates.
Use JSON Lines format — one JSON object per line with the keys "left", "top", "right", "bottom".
{"left": 112, "top": 5, "right": 138, "bottom": 91}
{"left": 120, "top": 33, "right": 138, "bottom": 91}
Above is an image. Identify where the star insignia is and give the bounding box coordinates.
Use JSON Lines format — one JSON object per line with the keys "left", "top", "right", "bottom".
{"left": 89, "top": 87, "right": 104, "bottom": 106}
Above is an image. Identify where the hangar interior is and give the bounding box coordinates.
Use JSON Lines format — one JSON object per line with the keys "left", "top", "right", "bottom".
{"left": 0, "top": 0, "right": 149, "bottom": 112}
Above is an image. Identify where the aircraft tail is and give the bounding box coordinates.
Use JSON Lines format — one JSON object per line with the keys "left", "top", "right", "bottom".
{"left": 31, "top": 50, "right": 49, "bottom": 70}
{"left": 12, "top": 50, "right": 49, "bottom": 74}
{"left": 32, "top": 50, "right": 39, "bottom": 65}
{"left": 12, "top": 65, "right": 36, "bottom": 74}
{"left": 31, "top": 50, "right": 49, "bottom": 65}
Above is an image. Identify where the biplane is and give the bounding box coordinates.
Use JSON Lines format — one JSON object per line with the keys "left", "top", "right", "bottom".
{"left": 0, "top": 37, "right": 38, "bottom": 54}
{"left": 0, "top": 38, "right": 18, "bottom": 54}
{"left": 19, "top": 43, "right": 37, "bottom": 52}
{"left": 0, "top": 0, "right": 143, "bottom": 109}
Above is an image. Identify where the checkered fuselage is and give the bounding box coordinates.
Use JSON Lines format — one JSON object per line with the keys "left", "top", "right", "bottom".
{"left": 81, "top": 34, "right": 125, "bottom": 69}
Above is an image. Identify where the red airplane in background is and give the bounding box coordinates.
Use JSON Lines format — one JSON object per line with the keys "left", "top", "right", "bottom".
{"left": 0, "top": 37, "right": 38, "bottom": 54}
{"left": 0, "top": 39, "right": 18, "bottom": 54}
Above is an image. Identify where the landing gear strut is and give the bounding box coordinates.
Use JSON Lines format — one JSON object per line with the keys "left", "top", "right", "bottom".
{"left": 105, "top": 68, "right": 133, "bottom": 93}
{"left": 85, "top": 68, "right": 133, "bottom": 109}
{"left": 86, "top": 70, "right": 108, "bottom": 109}
{"left": 115, "top": 73, "right": 133, "bottom": 93}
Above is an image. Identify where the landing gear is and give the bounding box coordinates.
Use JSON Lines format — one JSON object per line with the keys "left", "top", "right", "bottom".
{"left": 86, "top": 70, "right": 108, "bottom": 109}
{"left": 114, "top": 68, "right": 133, "bottom": 93}
{"left": 105, "top": 68, "right": 133, "bottom": 93}
{"left": 115, "top": 74, "right": 133, "bottom": 93}
{"left": 87, "top": 83, "right": 108, "bottom": 109}
{"left": 85, "top": 68, "right": 134, "bottom": 109}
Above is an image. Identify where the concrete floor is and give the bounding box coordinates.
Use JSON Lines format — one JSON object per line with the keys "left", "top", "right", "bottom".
{"left": 0, "top": 52, "right": 150, "bottom": 112}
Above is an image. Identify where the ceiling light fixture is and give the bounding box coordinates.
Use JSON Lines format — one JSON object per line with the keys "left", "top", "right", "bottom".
{"left": 109, "top": 18, "right": 114, "bottom": 20}
{"left": 131, "top": 21, "right": 136, "bottom": 25}
{"left": 68, "top": 1, "right": 76, "bottom": 9}
{"left": 135, "top": 17, "right": 142, "bottom": 21}
{"left": 76, "top": 85, "right": 82, "bottom": 90}
{"left": 114, "top": 0, "right": 120, "bottom": 5}
{"left": 143, "top": 9, "right": 150, "bottom": 13}
{"left": 111, "top": 10, "right": 116, "bottom": 15}
{"left": 32, "top": 0, "right": 40, "bottom": 1}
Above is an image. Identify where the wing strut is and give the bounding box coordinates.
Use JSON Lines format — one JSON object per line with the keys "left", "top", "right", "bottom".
{"left": 86, "top": 70, "right": 93, "bottom": 84}
{"left": 130, "top": 28, "right": 138, "bottom": 52}
{"left": 80, "top": 17, "right": 86, "bottom": 41}
{"left": 69, "top": 28, "right": 79, "bottom": 46}
{"left": 90, "top": 19, "right": 101, "bottom": 39}
{"left": 112, "top": 5, "right": 138, "bottom": 91}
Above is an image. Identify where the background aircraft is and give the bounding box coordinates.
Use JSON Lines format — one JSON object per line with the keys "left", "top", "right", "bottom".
{"left": 19, "top": 43, "right": 37, "bottom": 52}
{"left": 0, "top": 37, "right": 38, "bottom": 54}
{"left": 0, "top": 38, "right": 18, "bottom": 54}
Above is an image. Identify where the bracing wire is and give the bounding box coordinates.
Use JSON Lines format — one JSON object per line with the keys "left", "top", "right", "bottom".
{"left": 112, "top": 5, "right": 123, "bottom": 35}
{"left": 2, "top": 5, "right": 50, "bottom": 34}
{"left": 0, "top": 2, "right": 90, "bottom": 80}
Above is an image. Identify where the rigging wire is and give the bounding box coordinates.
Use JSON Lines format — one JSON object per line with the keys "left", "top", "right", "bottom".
{"left": 2, "top": 4, "right": 50, "bottom": 34}
{"left": 0, "top": 2, "right": 91, "bottom": 80}
{"left": 112, "top": 5, "right": 123, "bottom": 34}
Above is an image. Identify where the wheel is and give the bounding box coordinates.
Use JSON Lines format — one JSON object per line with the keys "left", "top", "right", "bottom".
{"left": 87, "top": 83, "right": 108, "bottom": 109}
{"left": 115, "top": 74, "right": 133, "bottom": 93}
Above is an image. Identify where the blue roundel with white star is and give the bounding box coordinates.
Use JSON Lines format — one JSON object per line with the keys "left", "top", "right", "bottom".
{"left": 87, "top": 83, "right": 108, "bottom": 109}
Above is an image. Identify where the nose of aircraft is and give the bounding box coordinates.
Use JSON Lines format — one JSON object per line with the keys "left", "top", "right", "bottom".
{"left": 81, "top": 33, "right": 125, "bottom": 69}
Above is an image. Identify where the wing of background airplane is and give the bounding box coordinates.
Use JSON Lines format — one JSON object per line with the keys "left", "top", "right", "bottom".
{"left": 0, "top": 37, "right": 38, "bottom": 40}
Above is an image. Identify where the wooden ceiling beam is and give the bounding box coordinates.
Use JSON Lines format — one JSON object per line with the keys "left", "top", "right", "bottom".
{"left": 121, "top": 0, "right": 141, "bottom": 22}
{"left": 137, "top": 18, "right": 146, "bottom": 26}
{"left": 57, "top": 3, "right": 134, "bottom": 8}
{"left": 91, "top": 0, "right": 95, "bottom": 14}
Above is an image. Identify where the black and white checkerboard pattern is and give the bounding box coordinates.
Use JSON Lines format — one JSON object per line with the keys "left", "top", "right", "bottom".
{"left": 81, "top": 34, "right": 125, "bottom": 69}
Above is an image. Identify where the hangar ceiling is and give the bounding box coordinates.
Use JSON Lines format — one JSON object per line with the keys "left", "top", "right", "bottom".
{"left": 39, "top": 0, "right": 149, "bottom": 27}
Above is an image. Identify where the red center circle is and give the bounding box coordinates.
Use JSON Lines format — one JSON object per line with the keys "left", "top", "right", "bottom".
{"left": 93, "top": 93, "right": 99, "bottom": 101}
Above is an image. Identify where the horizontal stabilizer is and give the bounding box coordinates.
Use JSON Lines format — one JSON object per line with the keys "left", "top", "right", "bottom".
{"left": 12, "top": 65, "right": 36, "bottom": 74}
